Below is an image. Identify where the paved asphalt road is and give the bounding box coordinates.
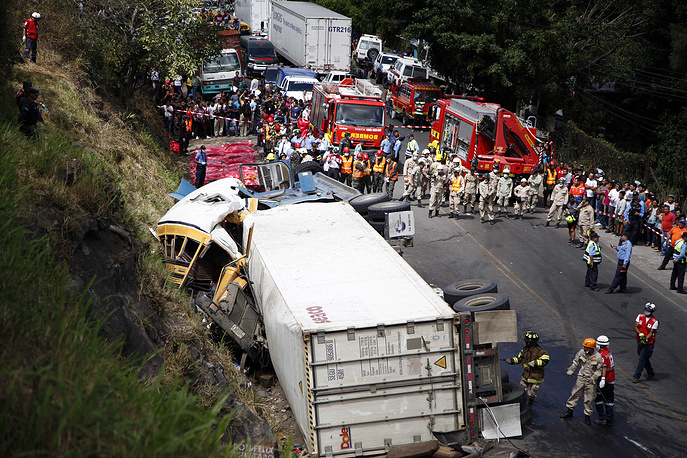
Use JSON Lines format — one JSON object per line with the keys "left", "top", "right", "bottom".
{"left": 397, "top": 128, "right": 687, "bottom": 457}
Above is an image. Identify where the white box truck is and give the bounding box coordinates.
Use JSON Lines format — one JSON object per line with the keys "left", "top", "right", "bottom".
{"left": 269, "top": 1, "right": 351, "bottom": 73}
{"left": 242, "top": 201, "right": 519, "bottom": 456}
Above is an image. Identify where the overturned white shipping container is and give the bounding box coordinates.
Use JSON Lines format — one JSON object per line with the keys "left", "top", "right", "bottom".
{"left": 243, "top": 202, "right": 477, "bottom": 456}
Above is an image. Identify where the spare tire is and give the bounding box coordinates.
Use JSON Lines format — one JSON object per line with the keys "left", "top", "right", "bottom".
{"left": 293, "top": 161, "right": 324, "bottom": 182}
{"left": 349, "top": 193, "right": 390, "bottom": 215}
{"left": 367, "top": 200, "right": 412, "bottom": 222}
{"left": 367, "top": 48, "right": 379, "bottom": 61}
{"left": 443, "top": 279, "right": 498, "bottom": 305}
{"left": 452, "top": 293, "right": 510, "bottom": 313}
{"left": 499, "top": 383, "right": 526, "bottom": 406}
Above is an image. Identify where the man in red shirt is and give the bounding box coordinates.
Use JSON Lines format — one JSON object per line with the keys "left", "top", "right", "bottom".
{"left": 594, "top": 335, "right": 615, "bottom": 426}
{"left": 22, "top": 12, "right": 41, "bottom": 63}
{"left": 633, "top": 303, "right": 659, "bottom": 383}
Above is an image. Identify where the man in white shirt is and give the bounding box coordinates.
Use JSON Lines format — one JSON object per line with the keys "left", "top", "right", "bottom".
{"left": 607, "top": 181, "right": 620, "bottom": 233}
{"left": 585, "top": 172, "right": 598, "bottom": 217}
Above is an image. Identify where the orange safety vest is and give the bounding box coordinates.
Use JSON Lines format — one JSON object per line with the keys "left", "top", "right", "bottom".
{"left": 546, "top": 169, "right": 556, "bottom": 185}
{"left": 184, "top": 118, "right": 193, "bottom": 132}
{"left": 373, "top": 157, "right": 386, "bottom": 173}
{"left": 450, "top": 175, "right": 464, "bottom": 193}
{"left": 570, "top": 184, "right": 585, "bottom": 199}
{"left": 352, "top": 160, "right": 364, "bottom": 178}
{"left": 341, "top": 156, "right": 353, "bottom": 174}
{"left": 363, "top": 160, "right": 371, "bottom": 176}
{"left": 265, "top": 125, "right": 273, "bottom": 140}
{"left": 386, "top": 160, "right": 398, "bottom": 181}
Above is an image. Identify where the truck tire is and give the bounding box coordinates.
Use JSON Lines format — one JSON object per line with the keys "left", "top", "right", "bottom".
{"left": 501, "top": 371, "right": 510, "bottom": 385}
{"left": 383, "top": 76, "right": 390, "bottom": 89}
{"left": 368, "top": 219, "right": 386, "bottom": 234}
{"left": 442, "top": 279, "right": 498, "bottom": 305}
{"left": 349, "top": 193, "right": 390, "bottom": 215}
{"left": 499, "top": 382, "right": 526, "bottom": 406}
{"left": 367, "top": 201, "right": 411, "bottom": 222}
{"left": 293, "top": 161, "right": 324, "bottom": 182}
{"left": 367, "top": 48, "right": 379, "bottom": 61}
{"left": 451, "top": 293, "right": 510, "bottom": 313}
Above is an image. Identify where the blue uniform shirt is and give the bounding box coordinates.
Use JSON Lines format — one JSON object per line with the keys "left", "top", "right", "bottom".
{"left": 615, "top": 240, "right": 632, "bottom": 264}
{"left": 381, "top": 138, "right": 392, "bottom": 155}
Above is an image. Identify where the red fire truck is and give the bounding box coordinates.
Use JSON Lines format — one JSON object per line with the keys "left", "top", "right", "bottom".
{"left": 429, "top": 97, "right": 539, "bottom": 175}
{"left": 390, "top": 79, "right": 442, "bottom": 126}
{"left": 310, "top": 79, "right": 387, "bottom": 150}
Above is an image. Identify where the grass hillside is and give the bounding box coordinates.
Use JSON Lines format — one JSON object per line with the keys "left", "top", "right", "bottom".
{"left": 0, "top": 34, "right": 275, "bottom": 458}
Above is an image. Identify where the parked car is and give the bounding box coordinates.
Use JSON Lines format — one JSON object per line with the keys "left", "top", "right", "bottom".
{"left": 386, "top": 57, "right": 428, "bottom": 87}
{"left": 371, "top": 51, "right": 399, "bottom": 86}
{"left": 354, "top": 34, "right": 382, "bottom": 63}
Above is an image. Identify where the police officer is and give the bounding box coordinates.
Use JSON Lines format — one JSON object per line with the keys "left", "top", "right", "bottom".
{"left": 594, "top": 335, "right": 615, "bottom": 426}
{"left": 561, "top": 338, "right": 604, "bottom": 425}
{"left": 584, "top": 232, "right": 602, "bottom": 290}
{"left": 670, "top": 231, "right": 687, "bottom": 294}
{"left": 632, "top": 303, "right": 659, "bottom": 383}
{"left": 504, "top": 331, "right": 550, "bottom": 409}
{"left": 606, "top": 233, "right": 632, "bottom": 294}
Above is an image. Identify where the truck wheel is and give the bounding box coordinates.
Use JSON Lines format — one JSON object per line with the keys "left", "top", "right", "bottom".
{"left": 368, "top": 219, "right": 386, "bottom": 234}
{"left": 367, "top": 48, "right": 379, "bottom": 61}
{"left": 501, "top": 371, "right": 510, "bottom": 385}
{"left": 349, "top": 193, "right": 391, "bottom": 215}
{"left": 443, "top": 279, "right": 498, "bottom": 305}
{"left": 367, "top": 201, "right": 412, "bottom": 222}
{"left": 383, "top": 76, "right": 390, "bottom": 89}
{"left": 499, "top": 383, "right": 526, "bottom": 406}
{"left": 451, "top": 293, "right": 510, "bottom": 313}
{"left": 293, "top": 162, "right": 324, "bottom": 182}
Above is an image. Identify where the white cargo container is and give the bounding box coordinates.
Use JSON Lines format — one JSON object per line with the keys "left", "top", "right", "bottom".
{"left": 242, "top": 202, "right": 515, "bottom": 456}
{"left": 269, "top": 1, "right": 351, "bottom": 73}
{"left": 234, "top": 0, "right": 277, "bottom": 34}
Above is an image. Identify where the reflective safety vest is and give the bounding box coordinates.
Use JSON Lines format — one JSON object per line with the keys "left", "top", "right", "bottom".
{"left": 373, "top": 157, "right": 386, "bottom": 173}
{"left": 24, "top": 17, "right": 38, "bottom": 39}
{"left": 363, "top": 160, "right": 371, "bottom": 177}
{"left": 352, "top": 160, "right": 365, "bottom": 178}
{"left": 636, "top": 314, "right": 658, "bottom": 344}
{"left": 546, "top": 168, "right": 556, "bottom": 185}
{"left": 341, "top": 156, "right": 353, "bottom": 174}
{"left": 583, "top": 241, "right": 602, "bottom": 264}
{"left": 673, "top": 239, "right": 687, "bottom": 263}
{"left": 386, "top": 160, "right": 398, "bottom": 180}
{"left": 184, "top": 118, "right": 193, "bottom": 132}
{"left": 450, "top": 175, "right": 464, "bottom": 193}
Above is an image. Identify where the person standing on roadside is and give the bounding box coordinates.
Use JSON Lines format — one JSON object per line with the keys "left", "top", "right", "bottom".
{"left": 670, "top": 231, "right": 687, "bottom": 294}
{"left": 527, "top": 171, "right": 543, "bottom": 213}
{"left": 658, "top": 218, "right": 686, "bottom": 270}
{"left": 478, "top": 173, "right": 495, "bottom": 225}
{"left": 546, "top": 178, "right": 568, "bottom": 227}
{"left": 632, "top": 303, "right": 659, "bottom": 383}
{"left": 584, "top": 232, "right": 602, "bottom": 290}
{"left": 577, "top": 199, "right": 595, "bottom": 249}
{"left": 503, "top": 331, "right": 550, "bottom": 409}
{"left": 22, "top": 12, "right": 41, "bottom": 63}
{"left": 594, "top": 335, "right": 615, "bottom": 426}
{"left": 193, "top": 145, "right": 208, "bottom": 188}
{"left": 560, "top": 338, "right": 603, "bottom": 425}
{"left": 606, "top": 233, "right": 632, "bottom": 294}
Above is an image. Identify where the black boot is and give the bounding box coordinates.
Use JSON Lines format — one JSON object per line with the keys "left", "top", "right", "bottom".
{"left": 449, "top": 212, "right": 454, "bottom": 219}
{"left": 527, "top": 398, "right": 534, "bottom": 408}
{"left": 428, "top": 209, "right": 433, "bottom": 218}
{"left": 545, "top": 221, "right": 550, "bottom": 227}
{"left": 560, "top": 409, "right": 573, "bottom": 419}
{"left": 584, "top": 415, "right": 591, "bottom": 425}
{"left": 435, "top": 209, "right": 439, "bottom": 217}
{"left": 417, "top": 199, "right": 423, "bottom": 208}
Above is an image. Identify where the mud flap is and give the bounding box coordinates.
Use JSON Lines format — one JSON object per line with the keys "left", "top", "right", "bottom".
{"left": 479, "top": 403, "right": 522, "bottom": 439}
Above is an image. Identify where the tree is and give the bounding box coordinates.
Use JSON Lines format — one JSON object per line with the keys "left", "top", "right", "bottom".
{"left": 73, "top": 0, "right": 223, "bottom": 103}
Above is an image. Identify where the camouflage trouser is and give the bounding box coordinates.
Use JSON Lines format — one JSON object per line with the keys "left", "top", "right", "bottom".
{"left": 372, "top": 173, "right": 384, "bottom": 193}
{"left": 463, "top": 192, "right": 476, "bottom": 211}
{"left": 402, "top": 184, "right": 421, "bottom": 201}
{"left": 527, "top": 194, "right": 539, "bottom": 211}
{"left": 386, "top": 179, "right": 397, "bottom": 199}
{"left": 352, "top": 178, "right": 364, "bottom": 193}
{"left": 496, "top": 195, "right": 510, "bottom": 214}
{"left": 340, "top": 173, "right": 352, "bottom": 186}
{"left": 479, "top": 198, "right": 494, "bottom": 221}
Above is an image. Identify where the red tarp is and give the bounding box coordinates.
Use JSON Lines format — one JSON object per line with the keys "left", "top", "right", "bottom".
{"left": 190, "top": 141, "right": 258, "bottom": 186}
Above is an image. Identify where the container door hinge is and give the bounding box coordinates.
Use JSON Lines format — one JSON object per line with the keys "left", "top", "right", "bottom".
{"left": 347, "top": 327, "right": 355, "bottom": 341}
{"left": 436, "top": 318, "right": 445, "bottom": 331}
{"left": 407, "top": 320, "right": 415, "bottom": 334}
{"left": 377, "top": 323, "right": 385, "bottom": 337}
{"left": 317, "top": 330, "right": 325, "bottom": 344}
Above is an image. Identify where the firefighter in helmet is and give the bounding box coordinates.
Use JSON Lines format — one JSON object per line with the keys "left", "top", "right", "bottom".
{"left": 561, "top": 338, "right": 604, "bottom": 425}
{"left": 504, "top": 331, "right": 550, "bottom": 409}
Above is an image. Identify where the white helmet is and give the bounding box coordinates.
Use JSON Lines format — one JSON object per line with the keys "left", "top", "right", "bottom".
{"left": 32, "top": 12, "right": 41, "bottom": 19}
{"left": 421, "top": 149, "right": 430, "bottom": 156}
{"left": 452, "top": 157, "right": 460, "bottom": 163}
{"left": 412, "top": 152, "right": 419, "bottom": 159}
{"left": 644, "top": 302, "right": 656, "bottom": 314}
{"left": 596, "top": 335, "right": 609, "bottom": 346}
{"left": 503, "top": 167, "right": 511, "bottom": 174}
